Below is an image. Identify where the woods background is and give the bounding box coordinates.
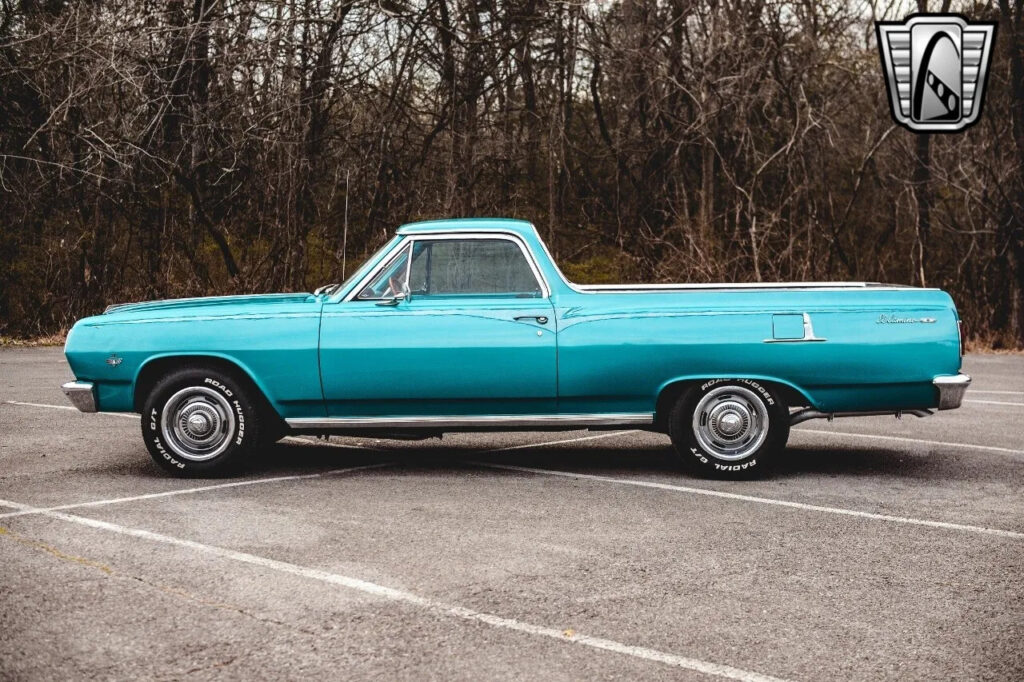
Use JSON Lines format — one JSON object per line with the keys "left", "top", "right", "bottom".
{"left": 2, "top": 0, "right": 1023, "bottom": 346}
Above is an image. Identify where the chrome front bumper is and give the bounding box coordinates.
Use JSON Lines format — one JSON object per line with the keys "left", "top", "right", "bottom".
{"left": 934, "top": 373, "right": 971, "bottom": 410}
{"left": 62, "top": 381, "right": 97, "bottom": 413}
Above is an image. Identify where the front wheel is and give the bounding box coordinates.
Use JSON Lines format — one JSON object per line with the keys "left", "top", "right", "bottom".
{"left": 142, "top": 366, "right": 262, "bottom": 476}
{"left": 668, "top": 380, "right": 789, "bottom": 478}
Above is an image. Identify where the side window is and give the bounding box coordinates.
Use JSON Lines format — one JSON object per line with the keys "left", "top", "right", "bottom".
{"left": 408, "top": 241, "right": 429, "bottom": 294}
{"left": 408, "top": 239, "right": 542, "bottom": 297}
{"left": 356, "top": 244, "right": 410, "bottom": 300}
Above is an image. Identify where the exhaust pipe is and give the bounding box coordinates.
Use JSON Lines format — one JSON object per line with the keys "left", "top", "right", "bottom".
{"left": 789, "top": 408, "right": 934, "bottom": 426}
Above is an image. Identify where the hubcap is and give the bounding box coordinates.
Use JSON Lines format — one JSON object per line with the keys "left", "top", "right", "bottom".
{"left": 180, "top": 403, "right": 219, "bottom": 442}
{"left": 692, "top": 385, "right": 769, "bottom": 461}
{"left": 716, "top": 410, "right": 744, "bottom": 437}
{"left": 186, "top": 411, "right": 213, "bottom": 437}
{"left": 161, "top": 386, "right": 236, "bottom": 462}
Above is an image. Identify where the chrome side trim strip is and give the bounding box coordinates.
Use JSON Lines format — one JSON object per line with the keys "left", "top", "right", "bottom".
{"left": 286, "top": 413, "right": 654, "bottom": 429}
{"left": 580, "top": 282, "right": 882, "bottom": 290}
{"left": 933, "top": 373, "right": 971, "bottom": 410}
{"left": 62, "top": 381, "right": 97, "bottom": 413}
{"left": 790, "top": 408, "right": 933, "bottom": 426}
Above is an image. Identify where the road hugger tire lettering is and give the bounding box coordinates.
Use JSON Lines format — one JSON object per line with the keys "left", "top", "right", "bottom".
{"left": 669, "top": 379, "right": 789, "bottom": 478}
{"left": 141, "top": 366, "right": 262, "bottom": 477}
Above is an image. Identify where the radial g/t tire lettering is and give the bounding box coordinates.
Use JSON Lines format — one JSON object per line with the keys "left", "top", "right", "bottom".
{"left": 668, "top": 379, "right": 789, "bottom": 478}
{"left": 141, "top": 366, "right": 262, "bottom": 477}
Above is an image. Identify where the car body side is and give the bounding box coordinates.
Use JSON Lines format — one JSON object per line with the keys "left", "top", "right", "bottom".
{"left": 64, "top": 219, "right": 963, "bottom": 425}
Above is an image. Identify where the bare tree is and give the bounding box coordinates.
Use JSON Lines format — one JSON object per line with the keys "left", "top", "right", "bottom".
{"left": 0, "top": 0, "right": 1022, "bottom": 347}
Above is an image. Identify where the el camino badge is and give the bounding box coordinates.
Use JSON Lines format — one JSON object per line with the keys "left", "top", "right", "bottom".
{"left": 877, "top": 314, "right": 937, "bottom": 324}
{"left": 106, "top": 354, "right": 123, "bottom": 367}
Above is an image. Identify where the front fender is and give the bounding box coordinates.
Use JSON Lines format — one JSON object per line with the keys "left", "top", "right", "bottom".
{"left": 64, "top": 304, "right": 324, "bottom": 417}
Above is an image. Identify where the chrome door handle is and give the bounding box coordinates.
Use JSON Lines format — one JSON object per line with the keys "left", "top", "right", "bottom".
{"left": 514, "top": 315, "right": 548, "bottom": 324}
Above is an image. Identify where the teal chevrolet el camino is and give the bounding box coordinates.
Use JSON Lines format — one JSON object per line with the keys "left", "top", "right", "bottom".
{"left": 62, "top": 218, "right": 970, "bottom": 477}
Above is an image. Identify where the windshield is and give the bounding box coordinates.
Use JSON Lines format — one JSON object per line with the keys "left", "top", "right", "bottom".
{"left": 318, "top": 236, "right": 401, "bottom": 297}
{"left": 356, "top": 243, "right": 411, "bottom": 300}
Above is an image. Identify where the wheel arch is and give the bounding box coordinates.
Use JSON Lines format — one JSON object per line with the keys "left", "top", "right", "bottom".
{"left": 653, "top": 375, "right": 815, "bottom": 431}
{"left": 133, "top": 353, "right": 283, "bottom": 427}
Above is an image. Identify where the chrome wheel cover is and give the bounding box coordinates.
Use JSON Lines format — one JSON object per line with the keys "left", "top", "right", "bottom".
{"left": 160, "top": 386, "right": 235, "bottom": 462}
{"left": 691, "top": 385, "right": 769, "bottom": 461}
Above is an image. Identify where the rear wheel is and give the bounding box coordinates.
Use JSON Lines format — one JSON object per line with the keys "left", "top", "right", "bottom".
{"left": 668, "top": 380, "right": 789, "bottom": 477}
{"left": 142, "top": 366, "right": 262, "bottom": 476}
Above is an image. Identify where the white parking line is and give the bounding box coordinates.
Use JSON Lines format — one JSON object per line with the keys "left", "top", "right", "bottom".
{"left": 9, "top": 400, "right": 1024, "bottom": 539}
{"left": 792, "top": 428, "right": 1024, "bottom": 457}
{"left": 281, "top": 435, "right": 381, "bottom": 451}
{"left": 0, "top": 499, "right": 790, "bottom": 682}
{"left": 3, "top": 400, "right": 140, "bottom": 417}
{"left": 964, "top": 399, "right": 1024, "bottom": 407}
{"left": 0, "top": 463, "right": 395, "bottom": 520}
{"left": 468, "top": 462, "right": 1024, "bottom": 540}
{"left": 12, "top": 400, "right": 1021, "bottom": 457}
{"left": 2, "top": 403, "right": 391, "bottom": 451}
{"left": 969, "top": 390, "right": 1024, "bottom": 396}
{"left": 489, "top": 430, "right": 638, "bottom": 452}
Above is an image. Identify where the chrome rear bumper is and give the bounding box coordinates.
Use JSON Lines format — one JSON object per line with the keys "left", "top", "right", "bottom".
{"left": 62, "top": 381, "right": 97, "bottom": 413}
{"left": 933, "top": 373, "right": 971, "bottom": 410}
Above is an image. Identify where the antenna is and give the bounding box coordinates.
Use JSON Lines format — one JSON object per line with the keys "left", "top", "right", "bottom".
{"left": 342, "top": 169, "right": 350, "bottom": 278}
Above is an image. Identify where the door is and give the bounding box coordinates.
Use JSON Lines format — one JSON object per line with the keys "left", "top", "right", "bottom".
{"left": 319, "top": 235, "right": 557, "bottom": 417}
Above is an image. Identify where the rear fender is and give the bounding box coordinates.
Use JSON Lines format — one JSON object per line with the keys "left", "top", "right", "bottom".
{"left": 654, "top": 374, "right": 816, "bottom": 429}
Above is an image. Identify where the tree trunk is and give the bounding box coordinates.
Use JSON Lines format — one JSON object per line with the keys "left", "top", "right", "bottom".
{"left": 912, "top": 133, "right": 931, "bottom": 287}
{"left": 999, "top": 0, "right": 1024, "bottom": 347}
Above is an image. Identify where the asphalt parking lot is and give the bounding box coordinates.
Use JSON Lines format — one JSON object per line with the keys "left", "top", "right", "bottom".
{"left": 1, "top": 348, "right": 1022, "bottom": 681}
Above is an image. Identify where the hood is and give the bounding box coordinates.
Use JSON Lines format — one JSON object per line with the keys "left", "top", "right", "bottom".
{"left": 102, "top": 293, "right": 316, "bottom": 317}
